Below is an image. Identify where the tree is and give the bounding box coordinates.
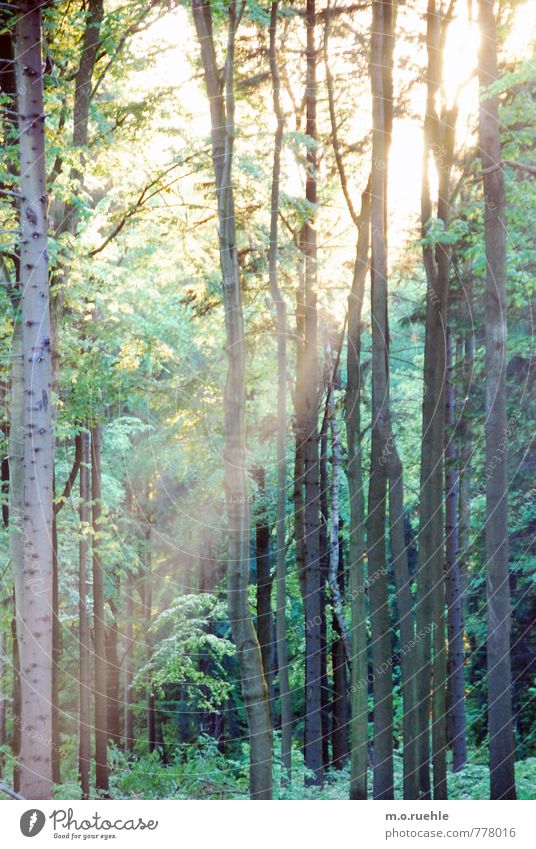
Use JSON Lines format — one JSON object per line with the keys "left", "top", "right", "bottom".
{"left": 191, "top": 0, "right": 273, "bottom": 800}
{"left": 268, "top": 0, "right": 292, "bottom": 784}
{"left": 14, "top": 0, "right": 54, "bottom": 799}
{"left": 477, "top": 0, "right": 517, "bottom": 801}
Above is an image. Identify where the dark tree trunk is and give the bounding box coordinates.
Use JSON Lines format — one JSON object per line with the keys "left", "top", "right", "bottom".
{"left": 345, "top": 189, "right": 371, "bottom": 798}
{"left": 91, "top": 424, "right": 109, "bottom": 794}
{"left": 477, "top": 0, "right": 517, "bottom": 801}
{"left": 331, "top": 521, "right": 349, "bottom": 769}
{"left": 445, "top": 330, "right": 467, "bottom": 772}
{"left": 458, "top": 332, "right": 474, "bottom": 614}
{"left": 254, "top": 468, "right": 274, "bottom": 712}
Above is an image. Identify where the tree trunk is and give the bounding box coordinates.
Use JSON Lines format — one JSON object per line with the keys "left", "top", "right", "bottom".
{"left": 319, "top": 395, "right": 330, "bottom": 770}
{"left": 254, "top": 468, "right": 274, "bottom": 711}
{"left": 345, "top": 186, "right": 371, "bottom": 799}
{"left": 477, "top": 0, "right": 517, "bottom": 801}
{"left": 78, "top": 430, "right": 91, "bottom": 798}
{"left": 91, "top": 424, "right": 108, "bottom": 794}
{"left": 301, "top": 0, "right": 323, "bottom": 788}
{"left": 124, "top": 563, "right": 134, "bottom": 755}
{"left": 15, "top": 1, "right": 54, "bottom": 799}
{"left": 445, "top": 330, "right": 467, "bottom": 772}
{"left": 331, "top": 520, "right": 349, "bottom": 768}
{"left": 106, "top": 594, "right": 121, "bottom": 748}
{"left": 191, "top": 0, "right": 273, "bottom": 799}
{"left": 416, "top": 0, "right": 457, "bottom": 800}
{"left": 458, "top": 332, "right": 474, "bottom": 613}
{"left": 268, "top": 1, "right": 292, "bottom": 784}
{"left": 368, "top": 0, "right": 394, "bottom": 800}
{"left": 143, "top": 523, "right": 156, "bottom": 753}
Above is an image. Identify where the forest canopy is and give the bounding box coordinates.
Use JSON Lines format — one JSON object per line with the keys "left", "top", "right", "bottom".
{"left": 0, "top": 0, "right": 534, "bottom": 802}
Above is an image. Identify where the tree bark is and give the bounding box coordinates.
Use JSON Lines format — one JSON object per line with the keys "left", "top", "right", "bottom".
{"left": 367, "top": 0, "right": 395, "bottom": 800}
{"left": 416, "top": 0, "right": 457, "bottom": 800}
{"left": 15, "top": 1, "right": 54, "bottom": 799}
{"left": 445, "top": 330, "right": 467, "bottom": 772}
{"left": 477, "top": 0, "right": 517, "bottom": 801}
{"left": 191, "top": 0, "right": 273, "bottom": 799}
{"left": 91, "top": 424, "right": 108, "bottom": 794}
{"left": 345, "top": 188, "right": 370, "bottom": 799}
{"left": 268, "top": 1, "right": 292, "bottom": 783}
{"left": 331, "top": 520, "right": 349, "bottom": 768}
{"left": 254, "top": 468, "right": 274, "bottom": 710}
{"left": 301, "top": 0, "right": 323, "bottom": 788}
{"left": 78, "top": 430, "right": 91, "bottom": 798}
{"left": 124, "top": 564, "right": 134, "bottom": 755}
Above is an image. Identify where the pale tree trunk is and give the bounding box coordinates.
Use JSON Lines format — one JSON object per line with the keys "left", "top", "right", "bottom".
{"left": 191, "top": 0, "right": 272, "bottom": 799}
{"left": 477, "top": 0, "right": 517, "bottom": 801}
{"left": 91, "top": 424, "right": 108, "bottom": 794}
{"left": 326, "top": 341, "right": 351, "bottom": 663}
{"left": 15, "top": 1, "right": 53, "bottom": 799}
{"left": 78, "top": 430, "right": 91, "bottom": 798}
{"left": 268, "top": 1, "right": 292, "bottom": 783}
{"left": 445, "top": 330, "right": 467, "bottom": 772}
{"left": 319, "top": 392, "right": 330, "bottom": 771}
{"left": 143, "top": 522, "right": 156, "bottom": 753}
{"left": 124, "top": 564, "right": 134, "bottom": 754}
{"left": 416, "top": 0, "right": 457, "bottom": 800}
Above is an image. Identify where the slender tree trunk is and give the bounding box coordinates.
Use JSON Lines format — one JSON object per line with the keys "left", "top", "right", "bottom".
{"left": 301, "top": 0, "right": 323, "bottom": 788}
{"left": 327, "top": 342, "right": 351, "bottom": 663}
{"left": 50, "top": 4, "right": 104, "bottom": 782}
{"left": 458, "top": 332, "right": 474, "bottom": 612}
{"left": 192, "top": 0, "right": 273, "bottom": 798}
{"left": 345, "top": 187, "right": 370, "bottom": 799}
{"left": 91, "top": 424, "right": 108, "bottom": 794}
{"left": 416, "top": 0, "right": 457, "bottom": 799}
{"left": 124, "top": 564, "right": 134, "bottom": 755}
{"left": 254, "top": 468, "right": 274, "bottom": 710}
{"left": 368, "top": 0, "right": 395, "bottom": 800}
{"left": 331, "top": 520, "right": 349, "bottom": 768}
{"left": 106, "top": 594, "right": 121, "bottom": 748}
{"left": 445, "top": 330, "right": 467, "bottom": 772}
{"left": 143, "top": 523, "right": 156, "bottom": 753}
{"left": 15, "top": 2, "right": 53, "bottom": 799}
{"left": 319, "top": 395, "right": 330, "bottom": 770}
{"left": 78, "top": 430, "right": 91, "bottom": 798}
{"left": 11, "top": 607, "right": 21, "bottom": 792}
{"left": 477, "top": 0, "right": 517, "bottom": 801}
{"left": 268, "top": 2, "right": 292, "bottom": 784}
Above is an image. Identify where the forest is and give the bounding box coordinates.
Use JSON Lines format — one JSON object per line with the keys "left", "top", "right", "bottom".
{"left": 0, "top": 0, "right": 534, "bottom": 803}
